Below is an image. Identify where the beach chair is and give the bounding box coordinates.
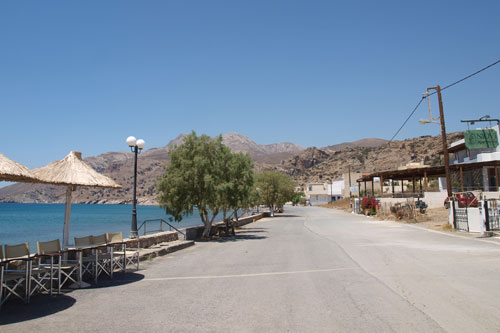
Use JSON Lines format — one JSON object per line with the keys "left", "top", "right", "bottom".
{"left": 106, "top": 232, "right": 139, "bottom": 272}
{"left": 91, "top": 234, "right": 113, "bottom": 281}
{"left": 74, "top": 236, "right": 95, "bottom": 279}
{"left": 37, "top": 239, "right": 79, "bottom": 293}
{"left": 0, "top": 245, "right": 6, "bottom": 310}
{"left": 1, "top": 243, "right": 33, "bottom": 306}
{"left": 6, "top": 242, "right": 53, "bottom": 298}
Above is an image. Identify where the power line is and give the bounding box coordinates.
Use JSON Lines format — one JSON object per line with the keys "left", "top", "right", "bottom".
{"left": 431, "top": 58, "right": 500, "bottom": 96}
{"left": 388, "top": 97, "right": 425, "bottom": 143}
{"left": 388, "top": 58, "right": 500, "bottom": 143}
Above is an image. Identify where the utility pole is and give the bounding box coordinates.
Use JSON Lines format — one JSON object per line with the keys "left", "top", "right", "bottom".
{"left": 348, "top": 166, "right": 352, "bottom": 208}
{"left": 427, "top": 85, "right": 452, "bottom": 199}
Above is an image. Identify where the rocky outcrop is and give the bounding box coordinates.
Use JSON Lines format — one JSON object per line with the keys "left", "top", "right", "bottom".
{"left": 0, "top": 132, "right": 304, "bottom": 204}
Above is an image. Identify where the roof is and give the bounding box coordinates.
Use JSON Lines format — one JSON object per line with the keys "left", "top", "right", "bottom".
{"left": 0, "top": 152, "right": 39, "bottom": 183}
{"left": 446, "top": 139, "right": 466, "bottom": 154}
{"left": 32, "top": 151, "right": 122, "bottom": 188}
{"left": 357, "top": 160, "right": 500, "bottom": 182}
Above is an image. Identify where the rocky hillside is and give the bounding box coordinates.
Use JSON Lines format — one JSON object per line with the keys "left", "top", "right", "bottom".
{"left": 325, "top": 138, "right": 388, "bottom": 151}
{"left": 0, "top": 132, "right": 461, "bottom": 204}
{"left": 0, "top": 132, "right": 304, "bottom": 204}
{"left": 276, "top": 133, "right": 463, "bottom": 186}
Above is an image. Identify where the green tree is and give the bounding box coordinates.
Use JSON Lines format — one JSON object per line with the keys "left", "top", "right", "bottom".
{"left": 255, "top": 171, "right": 296, "bottom": 216}
{"left": 157, "top": 132, "right": 255, "bottom": 238}
{"left": 157, "top": 132, "right": 229, "bottom": 238}
{"left": 218, "top": 152, "right": 254, "bottom": 233}
{"left": 291, "top": 191, "right": 305, "bottom": 206}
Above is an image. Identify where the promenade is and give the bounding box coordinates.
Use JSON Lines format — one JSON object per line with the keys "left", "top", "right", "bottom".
{"left": 2, "top": 206, "right": 500, "bottom": 331}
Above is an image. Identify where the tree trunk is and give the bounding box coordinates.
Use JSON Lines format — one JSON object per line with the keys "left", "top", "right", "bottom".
{"left": 232, "top": 209, "right": 238, "bottom": 235}
{"left": 223, "top": 209, "right": 228, "bottom": 235}
{"left": 200, "top": 210, "right": 211, "bottom": 238}
{"left": 270, "top": 205, "right": 275, "bottom": 217}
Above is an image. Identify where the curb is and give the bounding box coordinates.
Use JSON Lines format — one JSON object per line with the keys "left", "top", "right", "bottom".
{"left": 138, "top": 240, "right": 195, "bottom": 261}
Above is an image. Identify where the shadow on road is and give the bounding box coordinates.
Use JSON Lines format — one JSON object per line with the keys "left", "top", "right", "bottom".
{"left": 85, "top": 272, "right": 145, "bottom": 289}
{"left": 197, "top": 227, "right": 268, "bottom": 243}
{"left": 273, "top": 214, "right": 300, "bottom": 218}
{"left": 237, "top": 227, "right": 268, "bottom": 233}
{"left": 214, "top": 233, "right": 268, "bottom": 243}
{"left": 0, "top": 294, "right": 76, "bottom": 325}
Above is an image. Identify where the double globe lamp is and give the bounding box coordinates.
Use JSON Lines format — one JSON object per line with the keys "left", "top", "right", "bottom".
{"left": 126, "top": 136, "right": 146, "bottom": 238}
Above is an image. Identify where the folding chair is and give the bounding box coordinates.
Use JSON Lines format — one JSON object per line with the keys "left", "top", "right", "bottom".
{"left": 1, "top": 245, "right": 6, "bottom": 310}
{"left": 0, "top": 256, "right": 3, "bottom": 310}
{"left": 106, "top": 232, "right": 139, "bottom": 273}
{"left": 37, "top": 239, "right": 79, "bottom": 294}
{"left": 74, "top": 236, "right": 95, "bottom": 280}
{"left": 91, "top": 234, "right": 113, "bottom": 282}
{"left": 1, "top": 243, "right": 33, "bottom": 307}
{"left": 6, "top": 243, "right": 53, "bottom": 298}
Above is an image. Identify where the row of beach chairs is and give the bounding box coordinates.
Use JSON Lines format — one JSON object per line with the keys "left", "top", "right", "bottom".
{"left": 0, "top": 232, "right": 139, "bottom": 310}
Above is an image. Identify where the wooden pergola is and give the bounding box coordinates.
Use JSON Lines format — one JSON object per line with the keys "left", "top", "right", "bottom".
{"left": 356, "top": 160, "right": 500, "bottom": 197}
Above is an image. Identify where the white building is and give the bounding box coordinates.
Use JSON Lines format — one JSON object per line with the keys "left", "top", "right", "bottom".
{"left": 444, "top": 123, "right": 500, "bottom": 194}
{"left": 305, "top": 180, "right": 345, "bottom": 205}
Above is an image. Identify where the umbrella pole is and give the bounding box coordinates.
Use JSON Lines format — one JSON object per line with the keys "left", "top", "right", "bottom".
{"left": 63, "top": 186, "right": 72, "bottom": 249}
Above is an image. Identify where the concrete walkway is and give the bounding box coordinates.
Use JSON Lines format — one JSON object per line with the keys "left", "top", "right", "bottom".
{"left": 2, "top": 206, "right": 500, "bottom": 331}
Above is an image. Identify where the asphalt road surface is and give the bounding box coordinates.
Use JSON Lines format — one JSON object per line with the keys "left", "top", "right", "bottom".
{"left": 2, "top": 206, "right": 500, "bottom": 332}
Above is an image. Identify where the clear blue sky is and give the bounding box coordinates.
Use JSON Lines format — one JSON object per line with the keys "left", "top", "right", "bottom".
{"left": 1, "top": 0, "right": 499, "bottom": 168}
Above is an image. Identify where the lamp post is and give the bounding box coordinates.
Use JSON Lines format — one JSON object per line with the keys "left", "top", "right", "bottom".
{"left": 126, "top": 136, "right": 146, "bottom": 238}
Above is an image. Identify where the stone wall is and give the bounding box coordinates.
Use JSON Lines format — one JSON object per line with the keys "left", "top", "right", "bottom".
{"left": 234, "top": 213, "right": 266, "bottom": 227}
{"left": 124, "top": 230, "right": 178, "bottom": 248}
{"left": 185, "top": 213, "right": 266, "bottom": 240}
{"left": 377, "top": 191, "right": 447, "bottom": 209}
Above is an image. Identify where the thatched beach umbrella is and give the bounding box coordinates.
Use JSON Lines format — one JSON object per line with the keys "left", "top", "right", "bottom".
{"left": 32, "top": 151, "right": 122, "bottom": 249}
{"left": 0, "top": 152, "right": 39, "bottom": 183}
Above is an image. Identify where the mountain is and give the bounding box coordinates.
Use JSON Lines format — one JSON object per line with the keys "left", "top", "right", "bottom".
{"left": 221, "top": 132, "right": 304, "bottom": 155}
{"left": 0, "top": 132, "right": 304, "bottom": 204}
{"left": 325, "top": 138, "right": 388, "bottom": 151}
{"left": 1, "top": 131, "right": 445, "bottom": 204}
{"left": 274, "top": 133, "right": 463, "bottom": 186}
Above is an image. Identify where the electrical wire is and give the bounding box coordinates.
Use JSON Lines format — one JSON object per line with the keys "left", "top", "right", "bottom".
{"left": 388, "top": 97, "right": 425, "bottom": 143}
{"left": 440, "top": 58, "right": 500, "bottom": 93}
{"left": 388, "top": 58, "right": 500, "bottom": 143}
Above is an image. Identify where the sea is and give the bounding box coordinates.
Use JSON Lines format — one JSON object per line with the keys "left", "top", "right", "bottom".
{"left": 0, "top": 203, "right": 206, "bottom": 252}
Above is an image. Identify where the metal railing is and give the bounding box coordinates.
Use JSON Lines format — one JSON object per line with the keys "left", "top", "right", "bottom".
{"left": 137, "top": 219, "right": 186, "bottom": 239}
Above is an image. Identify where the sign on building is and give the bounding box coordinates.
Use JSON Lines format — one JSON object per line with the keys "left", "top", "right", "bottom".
{"left": 464, "top": 129, "right": 499, "bottom": 149}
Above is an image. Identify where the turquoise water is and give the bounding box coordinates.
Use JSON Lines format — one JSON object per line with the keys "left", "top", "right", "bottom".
{"left": 0, "top": 203, "right": 205, "bottom": 251}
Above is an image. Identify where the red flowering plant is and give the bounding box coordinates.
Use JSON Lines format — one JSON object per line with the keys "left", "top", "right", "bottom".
{"left": 361, "top": 197, "right": 379, "bottom": 215}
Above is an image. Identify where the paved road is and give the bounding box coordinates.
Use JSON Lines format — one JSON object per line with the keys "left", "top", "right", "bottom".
{"left": 3, "top": 206, "right": 500, "bottom": 332}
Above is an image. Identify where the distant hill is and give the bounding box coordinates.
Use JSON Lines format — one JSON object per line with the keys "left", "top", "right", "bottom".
{"left": 0, "top": 132, "right": 451, "bottom": 204}
{"left": 221, "top": 132, "right": 304, "bottom": 155}
{"left": 325, "top": 138, "right": 388, "bottom": 151}
{"left": 272, "top": 133, "right": 463, "bottom": 186}
{"left": 0, "top": 132, "right": 304, "bottom": 205}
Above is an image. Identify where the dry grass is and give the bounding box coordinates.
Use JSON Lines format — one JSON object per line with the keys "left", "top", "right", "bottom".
{"left": 322, "top": 199, "right": 453, "bottom": 231}
{"left": 320, "top": 198, "right": 352, "bottom": 212}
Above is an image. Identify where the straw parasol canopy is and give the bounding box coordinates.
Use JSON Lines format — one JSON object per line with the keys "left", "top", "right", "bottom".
{"left": 0, "top": 152, "right": 40, "bottom": 183}
{"left": 32, "top": 151, "right": 121, "bottom": 189}
{"left": 32, "top": 151, "right": 122, "bottom": 248}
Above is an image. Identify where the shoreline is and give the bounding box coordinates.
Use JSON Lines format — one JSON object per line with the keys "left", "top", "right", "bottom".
{"left": 0, "top": 201, "right": 160, "bottom": 207}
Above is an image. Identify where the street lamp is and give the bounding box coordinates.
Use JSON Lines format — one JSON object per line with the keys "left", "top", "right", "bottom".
{"left": 126, "top": 136, "right": 146, "bottom": 238}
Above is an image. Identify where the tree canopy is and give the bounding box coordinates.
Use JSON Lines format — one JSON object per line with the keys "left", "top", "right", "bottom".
{"left": 218, "top": 152, "right": 254, "bottom": 224}
{"left": 157, "top": 131, "right": 254, "bottom": 238}
{"left": 255, "top": 170, "right": 297, "bottom": 216}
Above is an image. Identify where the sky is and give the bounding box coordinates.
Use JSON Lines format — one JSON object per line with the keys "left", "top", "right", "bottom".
{"left": 1, "top": 0, "right": 499, "bottom": 169}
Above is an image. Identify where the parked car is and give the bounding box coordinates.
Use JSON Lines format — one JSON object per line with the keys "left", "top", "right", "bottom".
{"left": 444, "top": 192, "right": 479, "bottom": 209}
